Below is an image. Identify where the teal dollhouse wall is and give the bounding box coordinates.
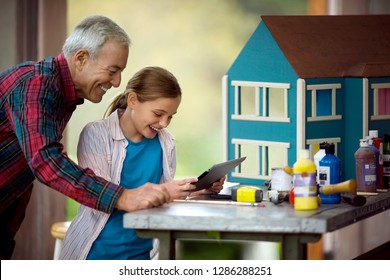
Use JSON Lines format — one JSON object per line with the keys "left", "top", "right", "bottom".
{"left": 305, "top": 77, "right": 346, "bottom": 178}
{"left": 225, "top": 21, "right": 299, "bottom": 186}
{"left": 344, "top": 78, "right": 365, "bottom": 181}
{"left": 227, "top": 22, "right": 297, "bottom": 83}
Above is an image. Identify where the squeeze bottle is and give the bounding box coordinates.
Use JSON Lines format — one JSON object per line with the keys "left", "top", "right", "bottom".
{"left": 293, "top": 149, "right": 318, "bottom": 210}
{"left": 314, "top": 142, "right": 327, "bottom": 184}
{"left": 354, "top": 139, "right": 377, "bottom": 193}
{"left": 318, "top": 143, "right": 341, "bottom": 204}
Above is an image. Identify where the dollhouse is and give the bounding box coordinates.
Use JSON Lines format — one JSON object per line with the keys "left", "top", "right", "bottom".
{"left": 223, "top": 15, "right": 390, "bottom": 186}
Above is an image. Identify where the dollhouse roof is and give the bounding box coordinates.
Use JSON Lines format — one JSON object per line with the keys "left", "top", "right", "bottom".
{"left": 261, "top": 15, "right": 390, "bottom": 78}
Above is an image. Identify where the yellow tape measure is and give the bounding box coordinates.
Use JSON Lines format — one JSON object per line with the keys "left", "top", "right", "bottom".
{"left": 231, "top": 186, "right": 263, "bottom": 203}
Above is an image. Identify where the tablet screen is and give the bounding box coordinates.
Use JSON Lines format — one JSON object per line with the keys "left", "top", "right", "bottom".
{"left": 191, "top": 157, "right": 246, "bottom": 191}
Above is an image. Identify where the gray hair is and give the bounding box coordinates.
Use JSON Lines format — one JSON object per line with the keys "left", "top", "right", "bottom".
{"left": 62, "top": 15, "right": 131, "bottom": 60}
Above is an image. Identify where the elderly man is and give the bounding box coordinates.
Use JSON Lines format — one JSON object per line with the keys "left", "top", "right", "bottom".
{"left": 0, "top": 15, "right": 174, "bottom": 259}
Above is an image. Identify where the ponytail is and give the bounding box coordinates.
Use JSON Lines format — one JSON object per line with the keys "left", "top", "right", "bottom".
{"left": 104, "top": 91, "right": 128, "bottom": 117}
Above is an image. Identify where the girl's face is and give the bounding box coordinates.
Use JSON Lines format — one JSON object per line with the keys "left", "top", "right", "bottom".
{"left": 120, "top": 93, "right": 181, "bottom": 142}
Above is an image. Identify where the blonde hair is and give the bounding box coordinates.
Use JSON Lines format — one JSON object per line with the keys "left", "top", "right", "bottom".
{"left": 105, "top": 66, "right": 181, "bottom": 117}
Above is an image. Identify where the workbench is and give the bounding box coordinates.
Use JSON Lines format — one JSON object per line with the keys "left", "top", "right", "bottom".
{"left": 123, "top": 190, "right": 390, "bottom": 260}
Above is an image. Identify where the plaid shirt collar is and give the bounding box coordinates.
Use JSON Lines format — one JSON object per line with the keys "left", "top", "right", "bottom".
{"left": 56, "top": 53, "right": 84, "bottom": 106}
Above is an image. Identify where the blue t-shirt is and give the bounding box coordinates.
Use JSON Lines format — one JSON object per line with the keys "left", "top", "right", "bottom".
{"left": 87, "top": 136, "right": 163, "bottom": 260}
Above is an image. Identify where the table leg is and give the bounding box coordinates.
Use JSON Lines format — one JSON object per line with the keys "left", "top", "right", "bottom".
{"left": 137, "top": 230, "right": 175, "bottom": 260}
{"left": 157, "top": 231, "right": 175, "bottom": 260}
{"left": 282, "top": 235, "right": 305, "bottom": 259}
{"left": 282, "top": 234, "right": 321, "bottom": 260}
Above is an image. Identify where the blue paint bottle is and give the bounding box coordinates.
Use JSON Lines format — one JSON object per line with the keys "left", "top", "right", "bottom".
{"left": 318, "top": 143, "right": 341, "bottom": 204}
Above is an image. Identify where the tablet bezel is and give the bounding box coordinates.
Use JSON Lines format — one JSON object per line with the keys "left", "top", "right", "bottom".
{"left": 191, "top": 157, "right": 246, "bottom": 191}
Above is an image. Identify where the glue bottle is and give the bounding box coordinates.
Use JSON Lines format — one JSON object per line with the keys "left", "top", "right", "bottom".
{"left": 318, "top": 143, "right": 341, "bottom": 204}
{"left": 314, "top": 142, "right": 327, "bottom": 184}
{"left": 293, "top": 149, "right": 318, "bottom": 210}
{"left": 354, "top": 138, "right": 377, "bottom": 193}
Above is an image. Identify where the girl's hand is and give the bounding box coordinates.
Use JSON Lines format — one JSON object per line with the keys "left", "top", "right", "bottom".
{"left": 193, "top": 175, "right": 226, "bottom": 195}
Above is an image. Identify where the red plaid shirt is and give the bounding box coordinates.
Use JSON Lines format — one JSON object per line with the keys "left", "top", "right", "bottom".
{"left": 0, "top": 54, "right": 123, "bottom": 217}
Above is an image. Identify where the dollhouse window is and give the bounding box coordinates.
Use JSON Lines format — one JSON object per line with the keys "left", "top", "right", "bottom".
{"left": 231, "top": 138, "right": 290, "bottom": 180}
{"left": 307, "top": 84, "right": 342, "bottom": 121}
{"left": 371, "top": 83, "right": 390, "bottom": 120}
{"left": 231, "top": 81, "right": 290, "bottom": 123}
{"left": 378, "top": 88, "right": 390, "bottom": 114}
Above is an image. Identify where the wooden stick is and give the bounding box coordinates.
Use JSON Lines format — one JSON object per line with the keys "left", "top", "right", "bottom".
{"left": 173, "top": 199, "right": 265, "bottom": 207}
{"left": 356, "top": 192, "right": 379, "bottom": 196}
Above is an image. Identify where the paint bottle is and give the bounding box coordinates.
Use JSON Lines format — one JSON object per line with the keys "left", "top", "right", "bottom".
{"left": 318, "top": 143, "right": 341, "bottom": 204}
{"left": 369, "top": 130, "right": 383, "bottom": 189}
{"left": 313, "top": 142, "right": 327, "bottom": 184}
{"left": 293, "top": 149, "right": 318, "bottom": 210}
{"left": 367, "top": 133, "right": 380, "bottom": 190}
{"left": 383, "top": 134, "right": 390, "bottom": 189}
{"left": 354, "top": 138, "right": 377, "bottom": 193}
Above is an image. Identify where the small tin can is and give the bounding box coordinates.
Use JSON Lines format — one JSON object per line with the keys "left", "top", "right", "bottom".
{"left": 271, "top": 167, "right": 292, "bottom": 192}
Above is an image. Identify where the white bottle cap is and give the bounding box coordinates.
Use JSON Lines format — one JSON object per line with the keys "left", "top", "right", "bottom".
{"left": 299, "top": 149, "right": 310, "bottom": 159}
{"left": 365, "top": 136, "right": 374, "bottom": 145}
{"left": 359, "top": 139, "right": 369, "bottom": 147}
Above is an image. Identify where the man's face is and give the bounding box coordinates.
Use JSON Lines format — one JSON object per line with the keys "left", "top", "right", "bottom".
{"left": 75, "top": 40, "right": 129, "bottom": 103}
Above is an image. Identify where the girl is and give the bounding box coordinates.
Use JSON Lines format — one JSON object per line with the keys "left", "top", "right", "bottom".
{"left": 60, "top": 66, "right": 224, "bottom": 260}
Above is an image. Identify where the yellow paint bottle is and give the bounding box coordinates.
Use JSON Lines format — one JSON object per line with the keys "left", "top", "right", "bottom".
{"left": 293, "top": 149, "right": 318, "bottom": 210}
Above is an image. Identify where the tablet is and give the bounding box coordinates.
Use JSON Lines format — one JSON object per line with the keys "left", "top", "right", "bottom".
{"left": 191, "top": 157, "right": 246, "bottom": 191}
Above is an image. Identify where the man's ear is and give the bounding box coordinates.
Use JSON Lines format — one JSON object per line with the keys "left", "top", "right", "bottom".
{"left": 74, "top": 49, "right": 90, "bottom": 69}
